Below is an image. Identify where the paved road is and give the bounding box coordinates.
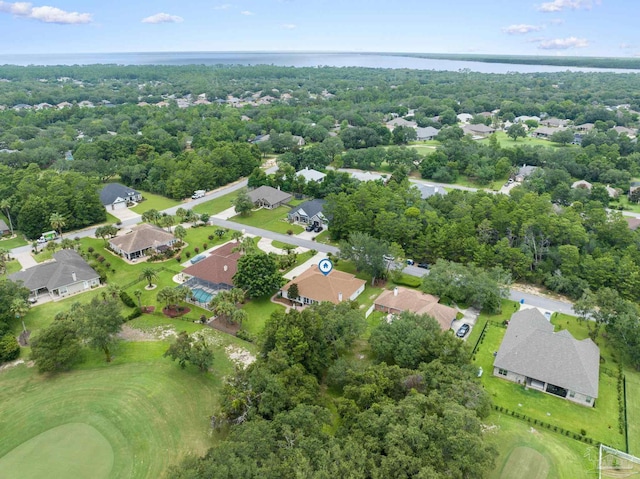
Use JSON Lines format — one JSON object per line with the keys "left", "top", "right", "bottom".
{"left": 9, "top": 165, "right": 578, "bottom": 314}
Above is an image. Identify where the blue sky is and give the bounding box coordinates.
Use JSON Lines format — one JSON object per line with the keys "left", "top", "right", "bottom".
{"left": 0, "top": 0, "right": 636, "bottom": 57}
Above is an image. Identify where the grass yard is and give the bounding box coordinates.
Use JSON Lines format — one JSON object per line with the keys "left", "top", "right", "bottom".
{"left": 477, "top": 131, "right": 576, "bottom": 149}
{"left": 240, "top": 295, "right": 285, "bottom": 336}
{"left": 271, "top": 240, "right": 296, "bottom": 250}
{"left": 1, "top": 259, "right": 21, "bottom": 277}
{"left": 231, "top": 206, "right": 304, "bottom": 235}
{"left": 485, "top": 413, "right": 597, "bottom": 479}
{"left": 0, "top": 234, "right": 28, "bottom": 249}
{"left": 625, "top": 375, "right": 640, "bottom": 456}
{"left": 191, "top": 189, "right": 245, "bottom": 216}
{"left": 129, "top": 191, "right": 181, "bottom": 214}
{"left": 0, "top": 335, "right": 245, "bottom": 479}
{"left": 474, "top": 323, "right": 624, "bottom": 449}
{"left": 313, "top": 230, "right": 338, "bottom": 246}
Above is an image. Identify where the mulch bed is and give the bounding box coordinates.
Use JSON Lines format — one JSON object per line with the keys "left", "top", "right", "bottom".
{"left": 162, "top": 306, "right": 191, "bottom": 318}
{"left": 207, "top": 319, "right": 240, "bottom": 336}
{"left": 142, "top": 306, "right": 155, "bottom": 314}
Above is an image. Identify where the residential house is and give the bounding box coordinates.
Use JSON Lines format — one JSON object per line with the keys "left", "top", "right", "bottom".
{"left": 109, "top": 223, "right": 177, "bottom": 261}
{"left": 575, "top": 123, "right": 595, "bottom": 132}
{"left": 296, "top": 167, "right": 326, "bottom": 183}
{"left": 462, "top": 124, "right": 495, "bottom": 137}
{"left": 571, "top": 180, "right": 593, "bottom": 190}
{"left": 412, "top": 183, "right": 447, "bottom": 199}
{"left": 416, "top": 126, "right": 440, "bottom": 141}
{"left": 605, "top": 185, "right": 620, "bottom": 198}
{"left": 374, "top": 287, "right": 458, "bottom": 331}
{"left": 514, "top": 115, "right": 540, "bottom": 124}
{"left": 532, "top": 126, "right": 563, "bottom": 139}
{"left": 250, "top": 134, "right": 270, "bottom": 144}
{"left": 247, "top": 185, "right": 292, "bottom": 209}
{"left": 99, "top": 183, "right": 142, "bottom": 211}
{"left": 540, "top": 118, "right": 569, "bottom": 128}
{"left": 515, "top": 164, "right": 538, "bottom": 182}
{"left": 348, "top": 170, "right": 387, "bottom": 183}
{"left": 625, "top": 217, "right": 640, "bottom": 231}
{"left": 0, "top": 219, "right": 10, "bottom": 235}
{"left": 57, "top": 101, "right": 73, "bottom": 109}
{"left": 613, "top": 126, "right": 637, "bottom": 138}
{"left": 292, "top": 135, "right": 306, "bottom": 147}
{"left": 287, "top": 199, "right": 327, "bottom": 225}
{"left": 629, "top": 181, "right": 640, "bottom": 200}
{"left": 385, "top": 118, "right": 417, "bottom": 130}
{"left": 181, "top": 242, "right": 241, "bottom": 305}
{"left": 281, "top": 265, "right": 366, "bottom": 305}
{"left": 9, "top": 250, "right": 100, "bottom": 300}
{"left": 493, "top": 308, "right": 600, "bottom": 407}
{"left": 456, "top": 113, "right": 474, "bottom": 124}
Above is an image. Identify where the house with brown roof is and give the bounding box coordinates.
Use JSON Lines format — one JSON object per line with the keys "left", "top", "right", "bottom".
{"left": 181, "top": 242, "right": 240, "bottom": 290}
{"left": 494, "top": 308, "right": 600, "bottom": 407}
{"left": 109, "top": 223, "right": 177, "bottom": 261}
{"left": 281, "top": 264, "right": 365, "bottom": 305}
{"left": 374, "top": 286, "right": 458, "bottom": 331}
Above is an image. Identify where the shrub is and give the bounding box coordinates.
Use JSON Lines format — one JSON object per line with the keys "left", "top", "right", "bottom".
{"left": 126, "top": 307, "right": 142, "bottom": 321}
{"left": 0, "top": 334, "right": 20, "bottom": 363}
{"left": 208, "top": 235, "right": 214, "bottom": 241}
{"left": 105, "top": 262, "right": 111, "bottom": 268}
{"left": 93, "top": 252, "right": 100, "bottom": 259}
{"left": 194, "top": 247, "right": 200, "bottom": 254}
{"left": 203, "top": 243, "right": 208, "bottom": 250}
{"left": 287, "top": 229, "right": 293, "bottom": 235}
{"left": 87, "top": 246, "right": 94, "bottom": 253}
{"left": 236, "top": 329, "right": 255, "bottom": 343}
{"left": 97, "top": 256, "right": 105, "bottom": 263}
{"left": 120, "top": 291, "right": 136, "bottom": 308}
{"left": 185, "top": 251, "right": 191, "bottom": 258}
{"left": 580, "top": 428, "right": 587, "bottom": 436}
{"left": 393, "top": 275, "right": 422, "bottom": 288}
{"left": 176, "top": 256, "right": 182, "bottom": 262}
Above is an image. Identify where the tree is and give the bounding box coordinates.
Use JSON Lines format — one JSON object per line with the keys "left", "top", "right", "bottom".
{"left": 0, "top": 198, "right": 14, "bottom": 235}
{"left": 78, "top": 297, "right": 123, "bottom": 362}
{"left": 506, "top": 123, "right": 526, "bottom": 141}
{"left": 233, "top": 252, "right": 284, "bottom": 298}
{"left": 287, "top": 283, "right": 299, "bottom": 304}
{"left": 141, "top": 209, "right": 161, "bottom": 225}
{"left": 134, "top": 289, "right": 143, "bottom": 309}
{"left": 0, "top": 333, "right": 20, "bottom": 363}
{"left": 10, "top": 298, "right": 30, "bottom": 333}
{"left": 173, "top": 225, "right": 187, "bottom": 242}
{"left": 549, "top": 129, "right": 575, "bottom": 145}
{"left": 234, "top": 190, "right": 254, "bottom": 216}
{"left": 95, "top": 225, "right": 118, "bottom": 244}
{"left": 139, "top": 267, "right": 158, "bottom": 288}
{"left": 49, "top": 212, "right": 66, "bottom": 239}
{"left": 160, "top": 214, "right": 175, "bottom": 232}
{"left": 164, "top": 331, "right": 213, "bottom": 372}
{"left": 209, "top": 288, "right": 246, "bottom": 324}
{"left": 30, "top": 320, "right": 81, "bottom": 372}
{"left": 339, "top": 232, "right": 390, "bottom": 285}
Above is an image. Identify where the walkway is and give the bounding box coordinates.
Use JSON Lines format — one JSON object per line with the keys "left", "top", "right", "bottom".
{"left": 13, "top": 251, "right": 37, "bottom": 270}
{"left": 283, "top": 252, "right": 327, "bottom": 280}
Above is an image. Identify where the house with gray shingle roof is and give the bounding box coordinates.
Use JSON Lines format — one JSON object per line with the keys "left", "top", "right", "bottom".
{"left": 412, "top": 183, "right": 447, "bottom": 199}
{"left": 0, "top": 219, "right": 9, "bottom": 235}
{"left": 100, "top": 183, "right": 142, "bottom": 211}
{"left": 9, "top": 250, "right": 100, "bottom": 300}
{"left": 296, "top": 167, "right": 326, "bottom": 183}
{"left": 287, "top": 199, "right": 327, "bottom": 225}
{"left": 416, "top": 126, "right": 439, "bottom": 141}
{"left": 247, "top": 185, "right": 292, "bottom": 209}
{"left": 493, "top": 308, "right": 600, "bottom": 407}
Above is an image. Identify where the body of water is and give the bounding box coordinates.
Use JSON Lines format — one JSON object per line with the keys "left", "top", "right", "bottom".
{"left": 0, "top": 51, "right": 637, "bottom": 74}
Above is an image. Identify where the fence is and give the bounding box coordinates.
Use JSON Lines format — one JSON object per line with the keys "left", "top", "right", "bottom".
{"left": 365, "top": 304, "right": 375, "bottom": 318}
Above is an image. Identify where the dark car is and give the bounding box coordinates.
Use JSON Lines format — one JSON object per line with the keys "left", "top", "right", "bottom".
{"left": 305, "top": 224, "right": 315, "bottom": 232}
{"left": 313, "top": 225, "right": 323, "bottom": 233}
{"left": 456, "top": 324, "right": 470, "bottom": 338}
{"left": 417, "top": 262, "right": 430, "bottom": 269}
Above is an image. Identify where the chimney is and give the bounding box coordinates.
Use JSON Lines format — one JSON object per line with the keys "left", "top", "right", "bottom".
{"left": 393, "top": 287, "right": 398, "bottom": 296}
{"left": 338, "top": 292, "right": 343, "bottom": 302}
{"left": 224, "top": 265, "right": 228, "bottom": 272}
{"left": 71, "top": 271, "right": 77, "bottom": 282}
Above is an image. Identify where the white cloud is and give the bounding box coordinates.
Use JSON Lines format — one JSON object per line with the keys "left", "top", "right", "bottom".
{"left": 538, "top": 0, "right": 599, "bottom": 12}
{"left": 240, "top": 10, "right": 253, "bottom": 15}
{"left": 537, "top": 36, "right": 589, "bottom": 49}
{"left": 548, "top": 18, "right": 565, "bottom": 24}
{"left": 141, "top": 12, "right": 183, "bottom": 24}
{"left": 620, "top": 43, "right": 633, "bottom": 49}
{"left": 502, "top": 24, "right": 542, "bottom": 34}
{"left": 214, "top": 4, "right": 231, "bottom": 9}
{"left": 281, "top": 23, "right": 296, "bottom": 30}
{"left": 0, "top": 1, "right": 91, "bottom": 24}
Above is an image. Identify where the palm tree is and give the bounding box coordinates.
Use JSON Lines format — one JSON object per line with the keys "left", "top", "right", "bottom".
{"left": 49, "top": 212, "right": 66, "bottom": 239}
{"left": 140, "top": 267, "right": 158, "bottom": 288}
{"left": 134, "top": 289, "right": 143, "bottom": 309}
{"left": 156, "top": 286, "right": 177, "bottom": 310}
{"left": 160, "top": 214, "right": 175, "bottom": 232}
{"left": 11, "top": 298, "right": 30, "bottom": 333}
{"left": 175, "top": 207, "right": 187, "bottom": 222}
{"left": 174, "top": 225, "right": 187, "bottom": 243}
{"left": 0, "top": 247, "right": 9, "bottom": 275}
{"left": 0, "top": 199, "right": 14, "bottom": 235}
{"left": 106, "top": 283, "right": 122, "bottom": 299}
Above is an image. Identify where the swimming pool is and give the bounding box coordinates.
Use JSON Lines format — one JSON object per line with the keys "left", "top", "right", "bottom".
{"left": 191, "top": 288, "right": 213, "bottom": 304}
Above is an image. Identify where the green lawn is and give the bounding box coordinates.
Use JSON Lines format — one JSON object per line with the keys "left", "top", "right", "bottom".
{"left": 612, "top": 195, "right": 640, "bottom": 214}
{"left": 271, "top": 240, "right": 296, "bottom": 250}
{"left": 477, "top": 131, "right": 576, "bottom": 149}
{"left": 475, "top": 323, "right": 624, "bottom": 449}
{"left": 313, "top": 230, "right": 338, "bottom": 246}
{"left": 0, "top": 234, "right": 28, "bottom": 249}
{"left": 231, "top": 206, "right": 304, "bottom": 235}
{"left": 485, "top": 413, "right": 597, "bottom": 479}
{"left": 192, "top": 189, "right": 245, "bottom": 216}
{"left": 626, "top": 375, "right": 640, "bottom": 456}
{"left": 0, "top": 336, "right": 246, "bottom": 479}
{"left": 1, "top": 259, "right": 21, "bottom": 277}
{"left": 240, "top": 295, "right": 285, "bottom": 337}
{"left": 129, "top": 191, "right": 181, "bottom": 214}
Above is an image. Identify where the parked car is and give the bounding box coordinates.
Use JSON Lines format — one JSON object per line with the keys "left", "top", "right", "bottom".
{"left": 456, "top": 324, "right": 470, "bottom": 338}
{"left": 313, "top": 225, "right": 323, "bottom": 233}
{"left": 305, "top": 224, "right": 315, "bottom": 232}
{"left": 406, "top": 259, "right": 415, "bottom": 266}
{"left": 417, "top": 262, "right": 430, "bottom": 269}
